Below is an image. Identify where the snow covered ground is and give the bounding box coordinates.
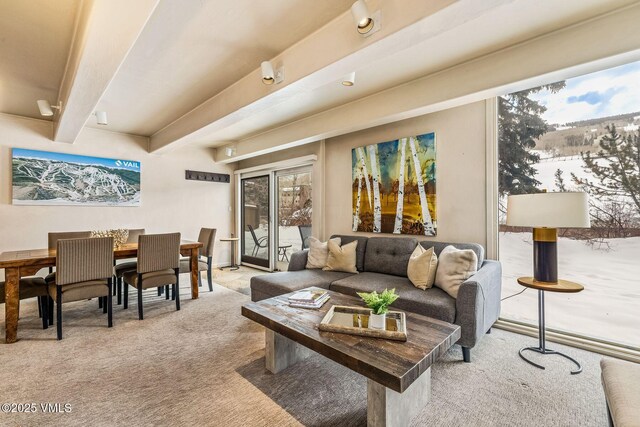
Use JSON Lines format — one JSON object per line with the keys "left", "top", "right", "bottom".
{"left": 500, "top": 232, "right": 640, "bottom": 348}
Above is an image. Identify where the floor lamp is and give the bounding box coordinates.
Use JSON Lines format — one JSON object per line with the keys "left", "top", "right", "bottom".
{"left": 506, "top": 191, "right": 590, "bottom": 374}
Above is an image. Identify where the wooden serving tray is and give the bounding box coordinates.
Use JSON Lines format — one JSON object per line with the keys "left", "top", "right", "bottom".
{"left": 318, "top": 305, "right": 407, "bottom": 342}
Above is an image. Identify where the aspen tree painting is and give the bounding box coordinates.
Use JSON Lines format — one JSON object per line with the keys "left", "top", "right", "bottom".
{"left": 351, "top": 132, "right": 436, "bottom": 235}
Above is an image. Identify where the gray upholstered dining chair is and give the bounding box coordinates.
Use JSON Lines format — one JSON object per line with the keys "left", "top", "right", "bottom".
{"left": 0, "top": 277, "right": 49, "bottom": 330}
{"left": 123, "top": 233, "right": 181, "bottom": 320}
{"left": 113, "top": 228, "right": 146, "bottom": 304}
{"left": 49, "top": 237, "right": 114, "bottom": 340}
{"left": 45, "top": 231, "right": 92, "bottom": 285}
{"left": 179, "top": 228, "right": 216, "bottom": 292}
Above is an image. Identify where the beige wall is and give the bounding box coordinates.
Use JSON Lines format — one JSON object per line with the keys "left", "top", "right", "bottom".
{"left": 0, "top": 114, "right": 235, "bottom": 278}
{"left": 238, "top": 101, "right": 488, "bottom": 248}
{"left": 324, "top": 101, "right": 487, "bottom": 247}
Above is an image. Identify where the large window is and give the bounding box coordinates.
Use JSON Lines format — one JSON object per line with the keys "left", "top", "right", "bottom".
{"left": 498, "top": 61, "right": 640, "bottom": 349}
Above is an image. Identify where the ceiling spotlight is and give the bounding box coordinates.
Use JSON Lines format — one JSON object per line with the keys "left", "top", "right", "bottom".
{"left": 261, "top": 60, "right": 284, "bottom": 85}
{"left": 225, "top": 146, "right": 236, "bottom": 157}
{"left": 351, "top": 0, "right": 374, "bottom": 34}
{"left": 37, "top": 100, "right": 62, "bottom": 117}
{"left": 95, "top": 111, "right": 108, "bottom": 125}
{"left": 261, "top": 61, "right": 275, "bottom": 85}
{"left": 342, "top": 72, "right": 356, "bottom": 86}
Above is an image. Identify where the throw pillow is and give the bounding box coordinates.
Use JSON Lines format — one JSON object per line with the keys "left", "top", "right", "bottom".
{"left": 306, "top": 237, "right": 341, "bottom": 269}
{"left": 407, "top": 245, "right": 438, "bottom": 290}
{"left": 435, "top": 245, "right": 478, "bottom": 298}
{"left": 323, "top": 240, "right": 358, "bottom": 274}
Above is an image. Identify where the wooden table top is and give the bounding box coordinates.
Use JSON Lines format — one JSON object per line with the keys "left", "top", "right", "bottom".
{"left": 0, "top": 240, "right": 202, "bottom": 268}
{"left": 242, "top": 287, "right": 461, "bottom": 393}
{"left": 517, "top": 277, "right": 584, "bottom": 293}
{"left": 220, "top": 237, "right": 239, "bottom": 242}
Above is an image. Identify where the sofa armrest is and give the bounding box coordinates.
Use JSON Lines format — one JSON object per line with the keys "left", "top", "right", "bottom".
{"left": 455, "top": 259, "right": 502, "bottom": 348}
{"left": 288, "top": 250, "right": 308, "bottom": 271}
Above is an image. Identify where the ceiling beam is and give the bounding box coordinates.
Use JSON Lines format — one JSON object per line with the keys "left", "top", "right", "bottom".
{"left": 149, "top": 0, "right": 519, "bottom": 153}
{"left": 53, "top": 0, "right": 159, "bottom": 143}
{"left": 214, "top": 2, "right": 640, "bottom": 163}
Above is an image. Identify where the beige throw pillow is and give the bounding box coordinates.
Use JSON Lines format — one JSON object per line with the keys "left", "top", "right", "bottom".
{"left": 323, "top": 240, "right": 358, "bottom": 274}
{"left": 435, "top": 245, "right": 478, "bottom": 298}
{"left": 407, "top": 245, "right": 438, "bottom": 290}
{"left": 306, "top": 237, "right": 341, "bottom": 269}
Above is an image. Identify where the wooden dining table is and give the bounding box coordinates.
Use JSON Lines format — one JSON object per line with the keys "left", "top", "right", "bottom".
{"left": 0, "top": 240, "right": 203, "bottom": 344}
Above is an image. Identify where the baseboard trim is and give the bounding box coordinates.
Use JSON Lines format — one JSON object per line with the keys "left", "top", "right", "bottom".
{"left": 494, "top": 319, "right": 640, "bottom": 363}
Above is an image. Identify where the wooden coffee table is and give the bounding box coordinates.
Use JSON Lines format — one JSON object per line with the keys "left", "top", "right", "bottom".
{"left": 242, "top": 287, "right": 461, "bottom": 427}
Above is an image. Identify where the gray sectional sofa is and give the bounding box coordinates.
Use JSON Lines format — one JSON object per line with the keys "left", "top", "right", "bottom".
{"left": 250, "top": 235, "right": 502, "bottom": 362}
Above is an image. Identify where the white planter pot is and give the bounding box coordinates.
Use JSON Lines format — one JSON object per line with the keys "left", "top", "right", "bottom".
{"left": 369, "top": 312, "right": 386, "bottom": 330}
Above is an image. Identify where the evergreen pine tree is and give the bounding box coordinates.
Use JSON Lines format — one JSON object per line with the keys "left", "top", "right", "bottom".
{"left": 573, "top": 124, "right": 640, "bottom": 216}
{"left": 498, "top": 82, "right": 565, "bottom": 195}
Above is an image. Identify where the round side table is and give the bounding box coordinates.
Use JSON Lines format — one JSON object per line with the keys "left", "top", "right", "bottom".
{"left": 517, "top": 277, "right": 584, "bottom": 375}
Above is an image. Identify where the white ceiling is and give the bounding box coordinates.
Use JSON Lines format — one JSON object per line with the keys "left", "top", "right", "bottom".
{"left": 1, "top": 0, "right": 638, "bottom": 152}
{"left": 91, "top": 0, "right": 354, "bottom": 136}
{"left": 184, "top": 0, "right": 639, "bottom": 146}
{"left": 0, "top": 0, "right": 80, "bottom": 120}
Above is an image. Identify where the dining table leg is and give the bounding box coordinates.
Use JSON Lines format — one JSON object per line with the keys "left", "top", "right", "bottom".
{"left": 4, "top": 267, "right": 20, "bottom": 343}
{"left": 190, "top": 247, "right": 199, "bottom": 300}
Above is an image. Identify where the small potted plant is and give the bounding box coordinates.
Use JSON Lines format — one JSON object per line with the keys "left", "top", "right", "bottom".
{"left": 356, "top": 288, "right": 399, "bottom": 330}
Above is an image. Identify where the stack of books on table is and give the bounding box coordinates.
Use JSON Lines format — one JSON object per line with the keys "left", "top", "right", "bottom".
{"left": 288, "top": 290, "right": 330, "bottom": 309}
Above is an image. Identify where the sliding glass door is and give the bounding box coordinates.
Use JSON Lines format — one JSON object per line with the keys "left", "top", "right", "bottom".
{"left": 241, "top": 175, "right": 270, "bottom": 268}
{"left": 275, "top": 168, "right": 312, "bottom": 271}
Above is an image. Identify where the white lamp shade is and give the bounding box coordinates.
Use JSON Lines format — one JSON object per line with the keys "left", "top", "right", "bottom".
{"left": 506, "top": 192, "right": 591, "bottom": 228}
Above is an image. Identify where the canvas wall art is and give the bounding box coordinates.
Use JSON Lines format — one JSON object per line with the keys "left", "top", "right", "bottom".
{"left": 352, "top": 132, "right": 436, "bottom": 235}
{"left": 12, "top": 148, "right": 141, "bottom": 206}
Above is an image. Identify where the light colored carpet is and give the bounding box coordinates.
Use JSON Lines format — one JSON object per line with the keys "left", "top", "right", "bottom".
{"left": 211, "top": 266, "right": 264, "bottom": 296}
{"left": 0, "top": 274, "right": 608, "bottom": 426}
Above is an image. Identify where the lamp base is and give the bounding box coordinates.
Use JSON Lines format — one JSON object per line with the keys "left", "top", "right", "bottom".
{"left": 533, "top": 228, "right": 557, "bottom": 283}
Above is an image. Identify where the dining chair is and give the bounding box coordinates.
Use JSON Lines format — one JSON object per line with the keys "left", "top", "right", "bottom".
{"left": 114, "top": 228, "right": 146, "bottom": 304}
{"left": 123, "top": 233, "right": 181, "bottom": 320}
{"left": 179, "top": 228, "right": 216, "bottom": 292}
{"left": 49, "top": 237, "right": 114, "bottom": 340}
{"left": 45, "top": 231, "right": 92, "bottom": 284}
{"left": 0, "top": 277, "right": 49, "bottom": 330}
{"left": 298, "top": 225, "right": 312, "bottom": 250}
{"left": 247, "top": 224, "right": 268, "bottom": 257}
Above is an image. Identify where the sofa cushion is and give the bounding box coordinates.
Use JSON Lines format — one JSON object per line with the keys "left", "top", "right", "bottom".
{"left": 324, "top": 240, "right": 358, "bottom": 273}
{"left": 364, "top": 237, "right": 418, "bottom": 277}
{"left": 251, "top": 270, "right": 354, "bottom": 299}
{"left": 329, "top": 272, "right": 456, "bottom": 323}
{"left": 330, "top": 235, "right": 368, "bottom": 272}
{"left": 420, "top": 241, "right": 485, "bottom": 270}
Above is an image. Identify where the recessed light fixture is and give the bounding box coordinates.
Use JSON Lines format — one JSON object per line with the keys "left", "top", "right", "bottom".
{"left": 351, "top": 0, "right": 374, "bottom": 34}
{"left": 342, "top": 72, "right": 356, "bottom": 86}
{"left": 37, "top": 100, "right": 62, "bottom": 117}
{"left": 95, "top": 111, "right": 108, "bottom": 125}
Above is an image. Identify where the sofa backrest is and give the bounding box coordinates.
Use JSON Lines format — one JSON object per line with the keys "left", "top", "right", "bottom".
{"left": 330, "top": 234, "right": 368, "bottom": 272}
{"left": 420, "top": 241, "right": 485, "bottom": 270}
{"left": 364, "top": 237, "right": 418, "bottom": 277}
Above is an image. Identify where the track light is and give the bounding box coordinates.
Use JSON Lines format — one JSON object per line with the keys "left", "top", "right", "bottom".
{"left": 95, "top": 111, "right": 108, "bottom": 125}
{"left": 351, "top": 0, "right": 374, "bottom": 34}
{"left": 261, "top": 61, "right": 274, "bottom": 85}
{"left": 261, "top": 60, "right": 284, "bottom": 85}
{"left": 342, "top": 72, "right": 356, "bottom": 86}
{"left": 37, "top": 100, "right": 62, "bottom": 117}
